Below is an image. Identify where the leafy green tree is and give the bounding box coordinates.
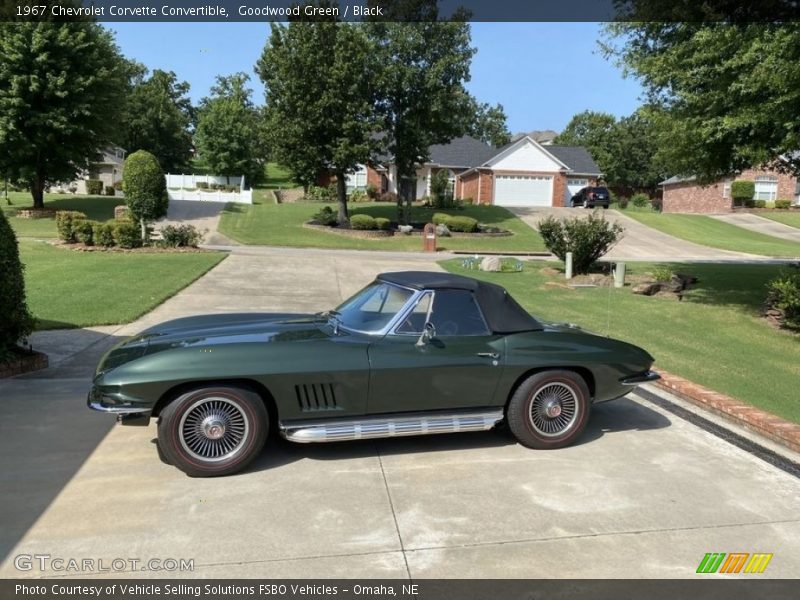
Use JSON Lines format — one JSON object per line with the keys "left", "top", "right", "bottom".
{"left": 0, "top": 209, "right": 35, "bottom": 359}
{"left": 257, "top": 11, "right": 380, "bottom": 224}
{"left": 366, "top": 3, "right": 476, "bottom": 223}
{"left": 120, "top": 67, "right": 194, "bottom": 173}
{"left": 468, "top": 101, "right": 512, "bottom": 147}
{"left": 554, "top": 110, "right": 617, "bottom": 175}
{"left": 123, "top": 150, "right": 168, "bottom": 243}
{"left": 602, "top": 22, "right": 800, "bottom": 181}
{"left": 195, "top": 73, "right": 266, "bottom": 187}
{"left": 0, "top": 20, "right": 127, "bottom": 208}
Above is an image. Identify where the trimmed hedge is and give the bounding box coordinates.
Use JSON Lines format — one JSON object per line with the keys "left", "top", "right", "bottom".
{"left": 350, "top": 214, "right": 377, "bottom": 230}
{"left": 375, "top": 217, "right": 391, "bottom": 231}
{"left": 123, "top": 150, "right": 168, "bottom": 237}
{"left": 538, "top": 212, "right": 624, "bottom": 274}
{"left": 631, "top": 193, "right": 650, "bottom": 208}
{"left": 0, "top": 210, "right": 35, "bottom": 357}
{"left": 75, "top": 220, "right": 98, "bottom": 246}
{"left": 94, "top": 222, "right": 116, "bottom": 247}
{"left": 754, "top": 199, "right": 766, "bottom": 209}
{"left": 160, "top": 224, "right": 202, "bottom": 247}
{"left": 445, "top": 216, "right": 478, "bottom": 232}
{"left": 432, "top": 213, "right": 451, "bottom": 225}
{"left": 105, "top": 185, "right": 115, "bottom": 196}
{"left": 56, "top": 211, "right": 88, "bottom": 243}
{"left": 731, "top": 180, "right": 755, "bottom": 206}
{"left": 767, "top": 269, "right": 800, "bottom": 330}
{"left": 85, "top": 179, "right": 103, "bottom": 195}
{"left": 112, "top": 220, "right": 143, "bottom": 248}
{"left": 775, "top": 199, "right": 792, "bottom": 209}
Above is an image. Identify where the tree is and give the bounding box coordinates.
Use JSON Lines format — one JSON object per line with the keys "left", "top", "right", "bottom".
{"left": 0, "top": 209, "right": 34, "bottom": 359}
{"left": 123, "top": 150, "right": 168, "bottom": 242}
{"left": 602, "top": 22, "right": 800, "bottom": 181}
{"left": 366, "top": 4, "right": 476, "bottom": 223}
{"left": 195, "top": 73, "right": 266, "bottom": 187}
{"left": 553, "top": 110, "right": 617, "bottom": 175}
{"left": 468, "top": 101, "right": 512, "bottom": 147}
{"left": 0, "top": 20, "right": 127, "bottom": 208}
{"left": 120, "top": 68, "right": 194, "bottom": 173}
{"left": 257, "top": 13, "right": 380, "bottom": 224}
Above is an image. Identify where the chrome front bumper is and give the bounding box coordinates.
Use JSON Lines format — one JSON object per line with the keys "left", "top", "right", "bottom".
{"left": 87, "top": 387, "right": 152, "bottom": 425}
{"left": 620, "top": 370, "right": 661, "bottom": 386}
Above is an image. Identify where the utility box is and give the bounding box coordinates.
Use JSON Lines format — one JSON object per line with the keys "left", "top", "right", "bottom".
{"left": 423, "top": 223, "right": 437, "bottom": 252}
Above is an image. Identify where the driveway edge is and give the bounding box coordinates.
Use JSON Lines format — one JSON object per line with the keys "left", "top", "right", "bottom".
{"left": 654, "top": 370, "right": 800, "bottom": 453}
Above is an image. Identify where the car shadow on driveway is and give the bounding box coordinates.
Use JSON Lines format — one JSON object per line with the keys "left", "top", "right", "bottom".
{"left": 184, "top": 397, "right": 672, "bottom": 475}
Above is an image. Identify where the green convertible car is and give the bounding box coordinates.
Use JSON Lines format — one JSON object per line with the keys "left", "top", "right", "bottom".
{"left": 89, "top": 271, "right": 659, "bottom": 477}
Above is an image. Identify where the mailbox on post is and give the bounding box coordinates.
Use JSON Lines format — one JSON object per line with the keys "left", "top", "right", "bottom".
{"left": 423, "top": 222, "right": 437, "bottom": 252}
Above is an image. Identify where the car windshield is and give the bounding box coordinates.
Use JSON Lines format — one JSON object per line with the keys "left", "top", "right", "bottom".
{"left": 332, "top": 281, "right": 413, "bottom": 333}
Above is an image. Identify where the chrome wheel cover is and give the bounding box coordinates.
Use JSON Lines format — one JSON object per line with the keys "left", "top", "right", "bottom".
{"left": 528, "top": 382, "right": 580, "bottom": 437}
{"left": 178, "top": 396, "right": 250, "bottom": 462}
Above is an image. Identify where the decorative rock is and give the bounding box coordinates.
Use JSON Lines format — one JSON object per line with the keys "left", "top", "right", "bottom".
{"left": 114, "top": 205, "right": 130, "bottom": 220}
{"left": 632, "top": 282, "right": 661, "bottom": 296}
{"left": 480, "top": 256, "right": 502, "bottom": 272}
{"left": 398, "top": 225, "right": 413, "bottom": 235}
{"left": 435, "top": 223, "right": 451, "bottom": 237}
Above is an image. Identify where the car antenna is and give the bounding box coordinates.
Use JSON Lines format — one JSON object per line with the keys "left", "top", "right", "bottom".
{"left": 606, "top": 263, "right": 614, "bottom": 337}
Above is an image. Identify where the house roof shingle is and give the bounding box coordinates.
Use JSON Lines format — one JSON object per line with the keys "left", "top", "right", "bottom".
{"left": 428, "top": 136, "right": 498, "bottom": 168}
{"left": 544, "top": 145, "right": 602, "bottom": 175}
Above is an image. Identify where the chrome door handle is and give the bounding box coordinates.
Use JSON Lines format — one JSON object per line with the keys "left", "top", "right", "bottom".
{"left": 476, "top": 352, "right": 500, "bottom": 359}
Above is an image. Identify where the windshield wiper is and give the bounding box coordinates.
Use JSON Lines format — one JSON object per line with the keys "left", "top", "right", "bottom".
{"left": 323, "top": 309, "right": 342, "bottom": 335}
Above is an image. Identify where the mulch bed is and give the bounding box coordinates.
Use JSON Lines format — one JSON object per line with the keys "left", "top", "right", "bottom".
{"left": 49, "top": 240, "right": 214, "bottom": 253}
{"left": 304, "top": 221, "right": 512, "bottom": 239}
{"left": 0, "top": 347, "right": 48, "bottom": 379}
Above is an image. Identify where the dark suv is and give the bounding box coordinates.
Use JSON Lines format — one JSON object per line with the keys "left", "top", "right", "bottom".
{"left": 570, "top": 186, "right": 610, "bottom": 208}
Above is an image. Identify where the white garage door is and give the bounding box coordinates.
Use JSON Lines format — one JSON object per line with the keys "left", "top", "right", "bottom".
{"left": 566, "top": 178, "right": 589, "bottom": 202}
{"left": 494, "top": 175, "right": 553, "bottom": 207}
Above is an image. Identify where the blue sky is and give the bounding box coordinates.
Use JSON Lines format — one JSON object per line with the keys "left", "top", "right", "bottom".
{"left": 108, "top": 22, "right": 644, "bottom": 134}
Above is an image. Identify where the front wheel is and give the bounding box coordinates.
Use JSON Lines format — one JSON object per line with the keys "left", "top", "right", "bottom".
{"left": 158, "top": 385, "right": 268, "bottom": 477}
{"left": 507, "top": 371, "right": 590, "bottom": 449}
{"left": 583, "top": 199, "right": 589, "bottom": 209}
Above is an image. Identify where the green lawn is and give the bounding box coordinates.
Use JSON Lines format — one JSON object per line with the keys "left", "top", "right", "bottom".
{"left": 441, "top": 260, "right": 800, "bottom": 423}
{"left": 2, "top": 192, "right": 121, "bottom": 238}
{"left": 219, "top": 201, "right": 546, "bottom": 253}
{"left": 622, "top": 212, "right": 800, "bottom": 257}
{"left": 20, "top": 241, "right": 226, "bottom": 329}
{"left": 758, "top": 211, "right": 800, "bottom": 229}
{"left": 261, "top": 162, "right": 300, "bottom": 190}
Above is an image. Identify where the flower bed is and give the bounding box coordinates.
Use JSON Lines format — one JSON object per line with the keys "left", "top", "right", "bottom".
{"left": 305, "top": 221, "right": 512, "bottom": 238}
{"left": 14, "top": 208, "right": 57, "bottom": 219}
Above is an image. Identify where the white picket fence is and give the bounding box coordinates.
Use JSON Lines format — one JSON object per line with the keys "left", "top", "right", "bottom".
{"left": 167, "top": 188, "right": 253, "bottom": 204}
{"left": 165, "top": 173, "right": 252, "bottom": 204}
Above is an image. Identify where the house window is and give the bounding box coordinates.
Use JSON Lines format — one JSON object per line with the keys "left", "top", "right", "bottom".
{"left": 722, "top": 179, "right": 732, "bottom": 199}
{"left": 754, "top": 176, "right": 778, "bottom": 201}
{"left": 345, "top": 165, "right": 368, "bottom": 191}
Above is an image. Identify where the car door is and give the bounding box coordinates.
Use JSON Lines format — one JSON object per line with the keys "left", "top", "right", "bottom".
{"left": 367, "top": 289, "right": 506, "bottom": 414}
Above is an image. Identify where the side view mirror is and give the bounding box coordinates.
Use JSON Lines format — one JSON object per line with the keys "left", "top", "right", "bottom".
{"left": 416, "top": 322, "right": 436, "bottom": 347}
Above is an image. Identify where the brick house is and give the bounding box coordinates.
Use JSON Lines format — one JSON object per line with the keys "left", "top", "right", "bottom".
{"left": 320, "top": 135, "right": 602, "bottom": 207}
{"left": 660, "top": 164, "right": 800, "bottom": 214}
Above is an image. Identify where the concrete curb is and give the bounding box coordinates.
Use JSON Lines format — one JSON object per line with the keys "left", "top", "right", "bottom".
{"left": 654, "top": 370, "right": 800, "bottom": 454}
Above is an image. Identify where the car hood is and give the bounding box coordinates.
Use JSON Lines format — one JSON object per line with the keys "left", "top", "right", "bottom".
{"left": 96, "top": 312, "right": 328, "bottom": 374}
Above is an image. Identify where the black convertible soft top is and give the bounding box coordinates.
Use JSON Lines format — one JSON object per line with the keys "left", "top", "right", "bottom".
{"left": 378, "top": 271, "right": 543, "bottom": 334}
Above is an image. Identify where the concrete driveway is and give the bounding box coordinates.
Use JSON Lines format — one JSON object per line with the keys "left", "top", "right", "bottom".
{"left": 2, "top": 247, "right": 799, "bottom": 579}
{"left": 510, "top": 207, "right": 764, "bottom": 261}
{"left": 712, "top": 212, "right": 800, "bottom": 244}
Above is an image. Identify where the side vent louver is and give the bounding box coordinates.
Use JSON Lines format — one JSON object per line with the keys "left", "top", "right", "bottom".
{"left": 295, "top": 383, "right": 339, "bottom": 412}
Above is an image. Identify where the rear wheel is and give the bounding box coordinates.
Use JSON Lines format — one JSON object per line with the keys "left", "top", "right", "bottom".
{"left": 583, "top": 199, "right": 589, "bottom": 209}
{"left": 158, "top": 385, "right": 268, "bottom": 477}
{"left": 507, "top": 370, "right": 590, "bottom": 449}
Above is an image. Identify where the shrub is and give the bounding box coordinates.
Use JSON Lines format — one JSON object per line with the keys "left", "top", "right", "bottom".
{"left": 374, "top": 217, "right": 391, "bottom": 231}
{"left": 349, "top": 189, "right": 369, "bottom": 203}
{"left": 617, "top": 197, "right": 629, "bottom": 210}
{"left": 650, "top": 197, "right": 663, "bottom": 212}
{"left": 775, "top": 199, "right": 792, "bottom": 209}
{"left": 55, "top": 211, "right": 88, "bottom": 243}
{"left": 537, "top": 212, "right": 624, "bottom": 274}
{"left": 754, "top": 199, "right": 766, "bottom": 209}
{"left": 461, "top": 197, "right": 474, "bottom": 205}
{"left": 160, "top": 224, "right": 203, "bottom": 247}
{"left": 766, "top": 269, "right": 800, "bottom": 330}
{"left": 196, "top": 181, "right": 209, "bottom": 190}
{"left": 105, "top": 185, "right": 115, "bottom": 196}
{"left": 312, "top": 206, "right": 338, "bottom": 226}
{"left": 306, "top": 185, "right": 335, "bottom": 202}
{"left": 85, "top": 179, "right": 103, "bottom": 195}
{"left": 122, "top": 150, "right": 168, "bottom": 242}
{"left": 94, "top": 222, "right": 116, "bottom": 247}
{"left": 113, "top": 180, "right": 123, "bottom": 191}
{"left": 731, "top": 181, "right": 755, "bottom": 206}
{"left": 766, "top": 201, "right": 776, "bottom": 209}
{"left": 112, "top": 220, "right": 143, "bottom": 249}
{"left": 365, "top": 183, "right": 379, "bottom": 200}
{"left": 446, "top": 216, "right": 479, "bottom": 233}
{"left": 432, "top": 213, "right": 451, "bottom": 226}
{"left": 651, "top": 265, "right": 675, "bottom": 282}
{"left": 379, "top": 191, "right": 397, "bottom": 203}
{"left": 75, "top": 220, "right": 98, "bottom": 246}
{"left": 0, "top": 210, "right": 35, "bottom": 358}
{"left": 350, "top": 214, "right": 377, "bottom": 230}
{"left": 744, "top": 199, "right": 756, "bottom": 208}
{"left": 631, "top": 193, "right": 650, "bottom": 208}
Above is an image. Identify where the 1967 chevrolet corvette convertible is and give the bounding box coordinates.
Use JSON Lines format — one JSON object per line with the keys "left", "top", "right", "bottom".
{"left": 89, "top": 271, "right": 659, "bottom": 477}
